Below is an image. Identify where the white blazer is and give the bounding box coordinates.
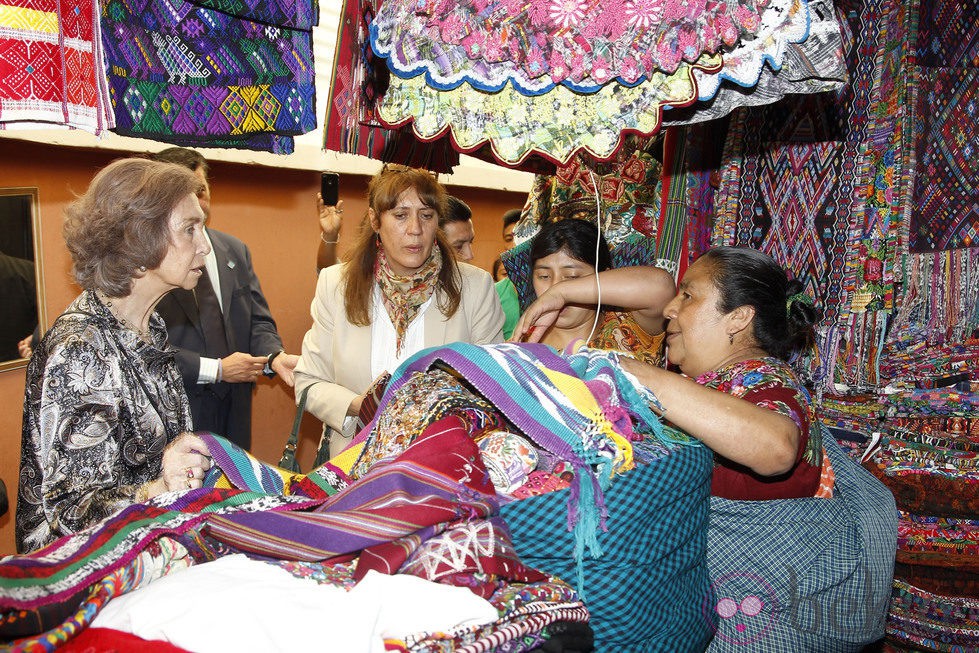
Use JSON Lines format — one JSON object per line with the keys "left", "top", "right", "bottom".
{"left": 294, "top": 261, "right": 504, "bottom": 438}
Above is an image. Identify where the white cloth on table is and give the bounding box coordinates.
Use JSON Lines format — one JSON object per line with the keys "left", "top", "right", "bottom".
{"left": 92, "top": 554, "right": 498, "bottom": 652}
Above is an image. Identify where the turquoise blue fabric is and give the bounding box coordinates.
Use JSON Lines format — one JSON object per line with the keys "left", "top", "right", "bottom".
{"left": 502, "top": 443, "right": 715, "bottom": 652}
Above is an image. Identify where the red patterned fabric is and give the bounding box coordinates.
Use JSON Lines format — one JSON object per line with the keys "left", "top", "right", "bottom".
{"left": 0, "top": 0, "right": 112, "bottom": 132}
{"left": 59, "top": 627, "right": 193, "bottom": 652}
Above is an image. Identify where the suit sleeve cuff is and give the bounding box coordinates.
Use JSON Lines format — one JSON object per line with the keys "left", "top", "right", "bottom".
{"left": 198, "top": 357, "right": 220, "bottom": 384}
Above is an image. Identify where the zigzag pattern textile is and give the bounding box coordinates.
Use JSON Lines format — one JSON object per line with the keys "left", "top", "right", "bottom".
{"left": 714, "top": 0, "right": 913, "bottom": 391}
{"left": 0, "top": 0, "right": 113, "bottom": 132}
{"left": 907, "top": 0, "right": 979, "bottom": 253}
{"left": 99, "top": 0, "right": 316, "bottom": 153}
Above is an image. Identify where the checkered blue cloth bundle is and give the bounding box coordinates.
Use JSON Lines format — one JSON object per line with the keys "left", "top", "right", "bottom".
{"left": 705, "top": 431, "right": 898, "bottom": 652}
{"left": 502, "top": 441, "right": 715, "bottom": 652}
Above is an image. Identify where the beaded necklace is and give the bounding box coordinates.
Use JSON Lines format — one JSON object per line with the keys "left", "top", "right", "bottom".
{"left": 97, "top": 290, "right": 152, "bottom": 343}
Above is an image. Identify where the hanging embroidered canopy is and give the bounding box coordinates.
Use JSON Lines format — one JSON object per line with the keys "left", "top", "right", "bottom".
{"left": 99, "top": 0, "right": 317, "bottom": 154}
{"left": 0, "top": 0, "right": 113, "bottom": 133}
{"left": 355, "top": 0, "right": 847, "bottom": 168}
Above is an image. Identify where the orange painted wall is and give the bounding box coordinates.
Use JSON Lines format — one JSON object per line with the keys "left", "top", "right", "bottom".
{"left": 0, "top": 138, "right": 527, "bottom": 554}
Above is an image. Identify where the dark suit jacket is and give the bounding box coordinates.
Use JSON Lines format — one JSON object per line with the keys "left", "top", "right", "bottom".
{"left": 155, "top": 229, "right": 283, "bottom": 450}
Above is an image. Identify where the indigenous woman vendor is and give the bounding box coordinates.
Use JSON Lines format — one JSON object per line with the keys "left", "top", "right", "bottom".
{"left": 16, "top": 159, "right": 214, "bottom": 553}
{"left": 294, "top": 164, "right": 504, "bottom": 457}
{"left": 511, "top": 218, "right": 675, "bottom": 365}
{"left": 617, "top": 246, "right": 824, "bottom": 499}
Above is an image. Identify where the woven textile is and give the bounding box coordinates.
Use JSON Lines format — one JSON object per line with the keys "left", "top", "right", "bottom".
{"left": 705, "top": 433, "right": 897, "bottom": 652}
{"left": 99, "top": 0, "right": 316, "bottom": 153}
{"left": 0, "top": 0, "right": 112, "bottom": 132}
{"left": 716, "top": 136, "right": 850, "bottom": 320}
{"left": 370, "top": 0, "right": 766, "bottom": 94}
{"left": 502, "top": 442, "right": 714, "bottom": 652}
{"left": 714, "top": 0, "right": 914, "bottom": 391}
{"left": 887, "top": 578, "right": 979, "bottom": 652}
{"left": 908, "top": 66, "right": 979, "bottom": 252}
{"left": 502, "top": 148, "right": 665, "bottom": 309}
{"left": 0, "top": 486, "right": 310, "bottom": 610}
{"left": 321, "top": 0, "right": 460, "bottom": 172}
{"left": 186, "top": 0, "right": 314, "bottom": 28}
{"left": 377, "top": 55, "right": 718, "bottom": 167}
{"left": 661, "top": 0, "right": 846, "bottom": 128}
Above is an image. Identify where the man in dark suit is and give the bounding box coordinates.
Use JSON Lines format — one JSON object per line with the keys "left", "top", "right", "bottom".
{"left": 152, "top": 148, "right": 298, "bottom": 451}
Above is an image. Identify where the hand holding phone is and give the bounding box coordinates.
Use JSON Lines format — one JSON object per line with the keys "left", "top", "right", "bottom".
{"left": 321, "top": 172, "right": 339, "bottom": 206}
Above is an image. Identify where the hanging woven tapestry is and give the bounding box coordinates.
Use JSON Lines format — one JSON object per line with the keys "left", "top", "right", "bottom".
{"left": 907, "top": 0, "right": 979, "bottom": 252}
{"left": 908, "top": 67, "right": 979, "bottom": 252}
{"left": 0, "top": 0, "right": 112, "bottom": 132}
{"left": 322, "top": 0, "right": 459, "bottom": 172}
{"left": 99, "top": 0, "right": 316, "bottom": 154}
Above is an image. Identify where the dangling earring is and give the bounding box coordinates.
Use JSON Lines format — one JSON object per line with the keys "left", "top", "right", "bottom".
{"left": 728, "top": 333, "right": 734, "bottom": 345}
{"left": 375, "top": 233, "right": 381, "bottom": 249}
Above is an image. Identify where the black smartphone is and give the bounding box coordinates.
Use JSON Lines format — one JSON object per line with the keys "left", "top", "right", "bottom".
{"left": 321, "top": 172, "right": 340, "bottom": 206}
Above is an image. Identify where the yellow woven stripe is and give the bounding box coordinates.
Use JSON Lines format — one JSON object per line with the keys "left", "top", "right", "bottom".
{"left": 537, "top": 365, "right": 635, "bottom": 474}
{"left": 329, "top": 441, "right": 365, "bottom": 475}
{"left": 0, "top": 5, "right": 58, "bottom": 33}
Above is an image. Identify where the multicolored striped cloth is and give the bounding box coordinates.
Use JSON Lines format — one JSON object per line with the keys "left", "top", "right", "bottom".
{"left": 355, "top": 342, "right": 695, "bottom": 567}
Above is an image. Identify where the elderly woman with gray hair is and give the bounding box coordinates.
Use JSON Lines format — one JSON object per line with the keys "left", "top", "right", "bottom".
{"left": 16, "top": 158, "right": 214, "bottom": 553}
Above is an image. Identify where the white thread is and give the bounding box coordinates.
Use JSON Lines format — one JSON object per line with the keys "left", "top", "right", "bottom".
{"left": 586, "top": 170, "right": 602, "bottom": 346}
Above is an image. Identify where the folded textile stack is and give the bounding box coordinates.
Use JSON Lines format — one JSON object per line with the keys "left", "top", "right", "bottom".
{"left": 864, "top": 417, "right": 979, "bottom": 651}
{"left": 99, "top": 0, "right": 317, "bottom": 153}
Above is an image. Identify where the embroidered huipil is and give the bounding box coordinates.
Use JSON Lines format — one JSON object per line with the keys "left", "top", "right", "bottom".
{"left": 16, "top": 291, "right": 191, "bottom": 552}
{"left": 696, "top": 357, "right": 823, "bottom": 500}
{"left": 589, "top": 310, "right": 667, "bottom": 367}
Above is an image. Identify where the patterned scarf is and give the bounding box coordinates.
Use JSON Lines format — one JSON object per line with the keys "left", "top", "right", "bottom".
{"left": 374, "top": 246, "right": 442, "bottom": 352}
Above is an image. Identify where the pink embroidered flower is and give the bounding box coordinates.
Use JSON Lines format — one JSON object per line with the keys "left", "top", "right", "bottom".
{"left": 549, "top": 49, "right": 569, "bottom": 83}
{"left": 734, "top": 5, "right": 760, "bottom": 32}
{"left": 500, "top": 0, "right": 525, "bottom": 13}
{"left": 462, "top": 30, "right": 486, "bottom": 58}
{"left": 678, "top": 0, "right": 706, "bottom": 19}
{"left": 661, "top": 0, "right": 686, "bottom": 20}
{"left": 640, "top": 51, "right": 656, "bottom": 76}
{"left": 716, "top": 13, "right": 738, "bottom": 45}
{"left": 528, "top": 0, "right": 551, "bottom": 26}
{"left": 581, "top": 18, "right": 603, "bottom": 39}
{"left": 549, "top": 0, "right": 588, "bottom": 29}
{"left": 524, "top": 46, "right": 549, "bottom": 78}
{"left": 677, "top": 25, "right": 701, "bottom": 60}
{"left": 438, "top": 13, "right": 468, "bottom": 44}
{"left": 482, "top": 32, "right": 506, "bottom": 61}
{"left": 625, "top": 0, "right": 663, "bottom": 29}
{"left": 590, "top": 55, "right": 612, "bottom": 84}
{"left": 619, "top": 55, "right": 642, "bottom": 83}
{"left": 568, "top": 51, "right": 586, "bottom": 82}
{"left": 598, "top": 0, "right": 628, "bottom": 38}
{"left": 656, "top": 34, "right": 681, "bottom": 73}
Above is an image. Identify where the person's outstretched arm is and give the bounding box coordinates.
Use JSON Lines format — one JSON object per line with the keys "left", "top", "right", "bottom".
{"left": 512, "top": 266, "right": 675, "bottom": 342}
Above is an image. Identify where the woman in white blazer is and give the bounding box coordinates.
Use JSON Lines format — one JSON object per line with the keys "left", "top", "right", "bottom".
{"left": 294, "top": 165, "right": 504, "bottom": 457}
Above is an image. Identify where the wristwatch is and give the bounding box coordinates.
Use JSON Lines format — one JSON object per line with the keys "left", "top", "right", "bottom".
{"left": 263, "top": 349, "right": 285, "bottom": 377}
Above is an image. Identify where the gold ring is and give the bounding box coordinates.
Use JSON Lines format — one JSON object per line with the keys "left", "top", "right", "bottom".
{"left": 186, "top": 479, "right": 193, "bottom": 489}
{"left": 185, "top": 467, "right": 194, "bottom": 479}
